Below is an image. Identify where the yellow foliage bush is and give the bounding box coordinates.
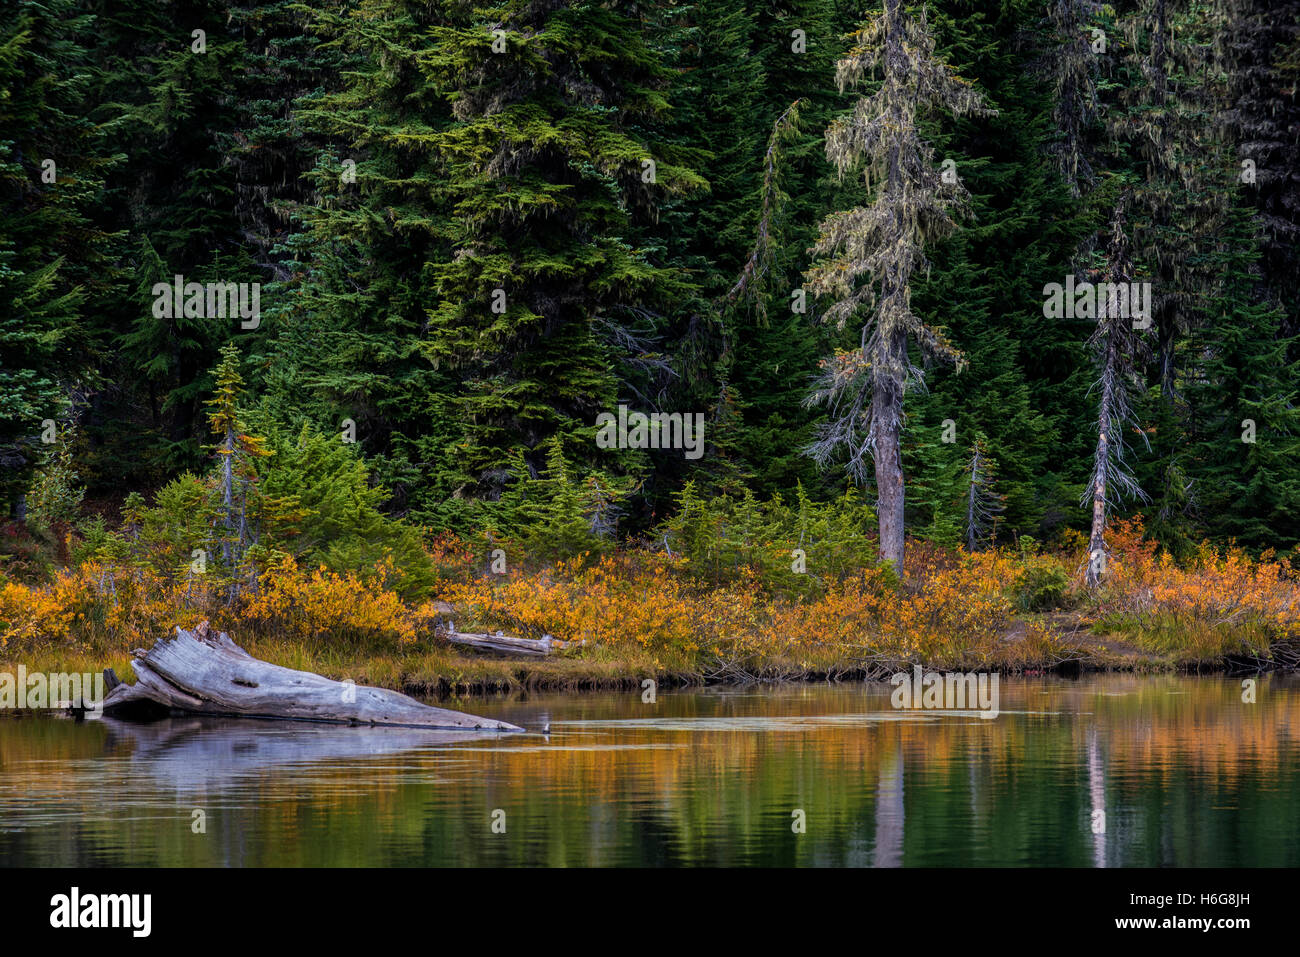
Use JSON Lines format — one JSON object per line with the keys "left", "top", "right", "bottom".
{"left": 243, "top": 556, "right": 430, "bottom": 644}
{"left": 3, "top": 520, "right": 1292, "bottom": 675}
{"left": 440, "top": 546, "right": 1057, "bottom": 671}
{"left": 1, "top": 578, "right": 74, "bottom": 645}
{"left": 1095, "top": 518, "right": 1300, "bottom": 644}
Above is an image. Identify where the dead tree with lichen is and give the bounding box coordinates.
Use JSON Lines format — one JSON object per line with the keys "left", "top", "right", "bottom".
{"left": 1084, "top": 197, "right": 1150, "bottom": 586}
{"left": 1039, "top": 0, "right": 1103, "bottom": 198}
{"left": 966, "top": 437, "right": 1004, "bottom": 552}
{"left": 729, "top": 98, "right": 804, "bottom": 324}
{"left": 803, "top": 0, "right": 995, "bottom": 576}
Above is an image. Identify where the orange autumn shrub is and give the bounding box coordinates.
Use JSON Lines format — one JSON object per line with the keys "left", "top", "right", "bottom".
{"left": 441, "top": 545, "right": 1064, "bottom": 671}
{"left": 1, "top": 556, "right": 438, "bottom": 655}
{"left": 0, "top": 561, "right": 136, "bottom": 646}
{"left": 242, "top": 555, "right": 432, "bottom": 644}
{"left": 772, "top": 549, "right": 1040, "bottom": 668}
{"left": 1, "top": 560, "right": 225, "bottom": 650}
{"left": 425, "top": 533, "right": 481, "bottom": 584}
{"left": 0, "top": 577, "right": 77, "bottom": 645}
{"left": 1, "top": 533, "right": 1049, "bottom": 670}
{"left": 439, "top": 553, "right": 735, "bottom": 661}
{"left": 8, "top": 516, "right": 1295, "bottom": 674}
{"left": 1089, "top": 517, "right": 1300, "bottom": 653}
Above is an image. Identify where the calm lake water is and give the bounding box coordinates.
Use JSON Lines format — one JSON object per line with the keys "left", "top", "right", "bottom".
{"left": 1, "top": 675, "right": 1296, "bottom": 867}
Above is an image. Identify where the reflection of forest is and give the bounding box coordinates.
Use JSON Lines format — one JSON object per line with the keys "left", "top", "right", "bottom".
{"left": 0, "top": 676, "right": 1297, "bottom": 867}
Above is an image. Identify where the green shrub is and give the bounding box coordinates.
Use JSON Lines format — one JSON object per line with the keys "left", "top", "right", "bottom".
{"left": 483, "top": 438, "right": 633, "bottom": 565}
{"left": 1012, "top": 561, "right": 1070, "bottom": 612}
{"left": 254, "top": 419, "right": 436, "bottom": 597}
{"left": 658, "top": 482, "right": 878, "bottom": 596}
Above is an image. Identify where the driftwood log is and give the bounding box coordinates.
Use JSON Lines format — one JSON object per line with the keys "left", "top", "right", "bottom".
{"left": 102, "top": 621, "right": 522, "bottom": 732}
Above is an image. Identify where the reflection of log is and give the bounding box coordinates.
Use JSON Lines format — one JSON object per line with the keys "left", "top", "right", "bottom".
{"left": 102, "top": 621, "right": 521, "bottom": 731}
{"left": 97, "top": 715, "right": 507, "bottom": 794}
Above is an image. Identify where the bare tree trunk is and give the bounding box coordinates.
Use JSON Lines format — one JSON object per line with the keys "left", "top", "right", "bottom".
{"left": 1083, "top": 197, "right": 1148, "bottom": 587}
{"left": 1086, "top": 342, "right": 1116, "bottom": 587}
{"left": 875, "top": 330, "right": 906, "bottom": 576}
{"left": 1086, "top": 460, "right": 1108, "bottom": 586}
{"left": 876, "top": 4, "right": 907, "bottom": 578}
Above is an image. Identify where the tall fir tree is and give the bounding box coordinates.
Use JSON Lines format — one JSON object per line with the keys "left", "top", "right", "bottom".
{"left": 420, "top": 1, "right": 705, "bottom": 500}
{"left": 84, "top": 0, "right": 259, "bottom": 477}
{"left": 803, "top": 0, "right": 994, "bottom": 573}
{"left": 1180, "top": 205, "right": 1300, "bottom": 549}
{"left": 0, "top": 0, "right": 120, "bottom": 515}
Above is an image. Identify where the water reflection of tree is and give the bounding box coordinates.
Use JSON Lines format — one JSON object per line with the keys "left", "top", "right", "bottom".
{"left": 1, "top": 677, "right": 1298, "bottom": 866}
{"left": 872, "top": 749, "right": 904, "bottom": 867}
{"left": 1088, "top": 727, "right": 1107, "bottom": 868}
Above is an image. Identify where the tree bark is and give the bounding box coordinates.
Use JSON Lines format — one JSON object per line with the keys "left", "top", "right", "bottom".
{"left": 875, "top": 0, "right": 907, "bottom": 577}
{"left": 875, "top": 330, "right": 907, "bottom": 576}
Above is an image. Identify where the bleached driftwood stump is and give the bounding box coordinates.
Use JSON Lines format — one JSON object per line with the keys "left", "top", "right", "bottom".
{"left": 102, "top": 621, "right": 521, "bottom": 731}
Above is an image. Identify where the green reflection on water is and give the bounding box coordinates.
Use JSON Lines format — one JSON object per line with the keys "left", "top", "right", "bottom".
{"left": 0, "top": 675, "right": 1296, "bottom": 866}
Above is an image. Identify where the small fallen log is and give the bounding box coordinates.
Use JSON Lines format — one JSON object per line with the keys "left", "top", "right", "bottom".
{"left": 441, "top": 625, "right": 586, "bottom": 658}
{"left": 102, "top": 621, "right": 522, "bottom": 732}
{"left": 444, "top": 630, "right": 558, "bottom": 658}
{"left": 429, "top": 601, "right": 577, "bottom": 658}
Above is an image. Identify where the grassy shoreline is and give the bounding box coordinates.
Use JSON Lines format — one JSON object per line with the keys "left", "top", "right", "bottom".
{"left": 0, "top": 607, "right": 1288, "bottom": 709}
